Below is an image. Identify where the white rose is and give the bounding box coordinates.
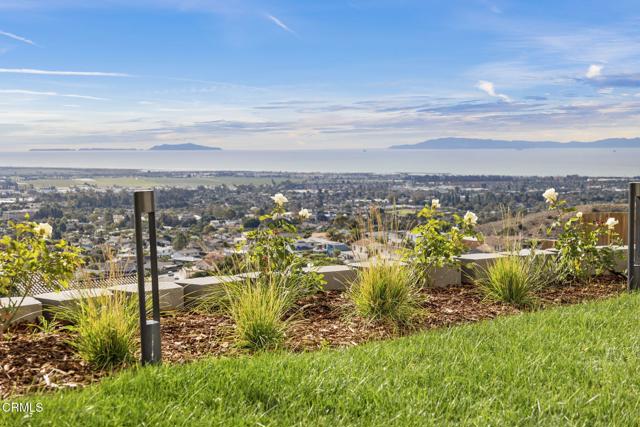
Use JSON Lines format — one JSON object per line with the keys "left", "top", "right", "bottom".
{"left": 35, "top": 223, "right": 53, "bottom": 239}
{"left": 463, "top": 211, "right": 478, "bottom": 226}
{"left": 431, "top": 199, "right": 441, "bottom": 209}
{"left": 543, "top": 188, "right": 558, "bottom": 204}
{"left": 298, "top": 208, "right": 312, "bottom": 220}
{"left": 271, "top": 193, "right": 288, "bottom": 206}
{"left": 605, "top": 217, "right": 619, "bottom": 230}
{"left": 576, "top": 211, "right": 583, "bottom": 219}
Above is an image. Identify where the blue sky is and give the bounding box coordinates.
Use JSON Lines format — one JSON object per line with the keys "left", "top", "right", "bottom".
{"left": 1, "top": 0, "right": 640, "bottom": 150}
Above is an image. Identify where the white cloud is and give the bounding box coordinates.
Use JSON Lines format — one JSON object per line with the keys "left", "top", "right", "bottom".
{"left": 0, "top": 89, "right": 108, "bottom": 101}
{"left": 265, "top": 14, "right": 296, "bottom": 35}
{"left": 0, "top": 30, "right": 36, "bottom": 46}
{"left": 475, "top": 80, "right": 510, "bottom": 101}
{"left": 0, "top": 68, "right": 130, "bottom": 77}
{"left": 586, "top": 64, "right": 603, "bottom": 79}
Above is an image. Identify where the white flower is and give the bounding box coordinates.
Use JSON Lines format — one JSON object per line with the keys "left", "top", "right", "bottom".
{"left": 431, "top": 199, "right": 441, "bottom": 209}
{"left": 298, "top": 208, "right": 312, "bottom": 220}
{"left": 271, "top": 193, "right": 288, "bottom": 206}
{"left": 576, "top": 211, "right": 583, "bottom": 219}
{"left": 543, "top": 188, "right": 558, "bottom": 204}
{"left": 35, "top": 223, "right": 53, "bottom": 238}
{"left": 605, "top": 217, "right": 619, "bottom": 230}
{"left": 463, "top": 211, "right": 478, "bottom": 226}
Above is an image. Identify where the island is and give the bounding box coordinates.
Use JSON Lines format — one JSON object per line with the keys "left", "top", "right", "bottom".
{"left": 390, "top": 137, "right": 640, "bottom": 150}
{"left": 148, "top": 143, "right": 222, "bottom": 151}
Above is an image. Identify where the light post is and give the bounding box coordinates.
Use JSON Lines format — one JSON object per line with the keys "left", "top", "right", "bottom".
{"left": 629, "top": 183, "right": 640, "bottom": 291}
{"left": 134, "top": 190, "right": 162, "bottom": 365}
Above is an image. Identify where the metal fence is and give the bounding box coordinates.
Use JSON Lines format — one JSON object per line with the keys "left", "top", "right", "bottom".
{"left": 15, "top": 274, "right": 139, "bottom": 296}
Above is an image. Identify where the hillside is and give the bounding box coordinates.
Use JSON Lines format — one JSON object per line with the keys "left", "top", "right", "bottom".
{"left": 390, "top": 137, "right": 640, "bottom": 150}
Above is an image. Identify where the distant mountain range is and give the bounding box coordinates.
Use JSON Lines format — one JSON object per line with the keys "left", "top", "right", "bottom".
{"left": 30, "top": 143, "right": 222, "bottom": 152}
{"left": 149, "top": 143, "right": 221, "bottom": 151}
{"left": 390, "top": 137, "right": 640, "bottom": 150}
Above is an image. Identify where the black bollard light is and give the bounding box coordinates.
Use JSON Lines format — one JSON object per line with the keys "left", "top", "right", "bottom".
{"left": 629, "top": 183, "right": 640, "bottom": 291}
{"left": 134, "top": 190, "right": 162, "bottom": 364}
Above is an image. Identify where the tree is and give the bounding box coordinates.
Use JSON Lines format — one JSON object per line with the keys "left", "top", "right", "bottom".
{"left": 242, "top": 217, "right": 260, "bottom": 229}
{"left": 172, "top": 232, "right": 188, "bottom": 251}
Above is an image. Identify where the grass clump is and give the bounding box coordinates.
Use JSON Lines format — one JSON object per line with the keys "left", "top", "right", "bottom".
{"left": 225, "top": 275, "right": 291, "bottom": 350}
{"left": 349, "top": 262, "right": 418, "bottom": 324}
{"left": 56, "top": 292, "right": 138, "bottom": 369}
{"left": 477, "top": 253, "right": 549, "bottom": 307}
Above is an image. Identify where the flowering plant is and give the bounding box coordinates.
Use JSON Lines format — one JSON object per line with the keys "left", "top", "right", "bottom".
{"left": 0, "top": 217, "right": 83, "bottom": 333}
{"left": 243, "top": 194, "right": 324, "bottom": 297}
{"left": 544, "top": 189, "right": 622, "bottom": 283}
{"left": 407, "top": 200, "right": 481, "bottom": 286}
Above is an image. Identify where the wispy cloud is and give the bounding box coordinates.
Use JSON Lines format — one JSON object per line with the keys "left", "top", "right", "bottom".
{"left": 586, "top": 64, "right": 603, "bottom": 79}
{"left": 0, "top": 89, "right": 108, "bottom": 101}
{"left": 265, "top": 14, "right": 296, "bottom": 35}
{"left": 0, "top": 30, "right": 36, "bottom": 46}
{"left": 583, "top": 73, "right": 640, "bottom": 88}
{"left": 477, "top": 0, "right": 502, "bottom": 14}
{"left": 0, "top": 68, "right": 130, "bottom": 77}
{"left": 475, "top": 80, "right": 510, "bottom": 101}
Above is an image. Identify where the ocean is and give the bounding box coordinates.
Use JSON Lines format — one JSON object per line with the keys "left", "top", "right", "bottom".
{"left": 1, "top": 149, "right": 639, "bottom": 176}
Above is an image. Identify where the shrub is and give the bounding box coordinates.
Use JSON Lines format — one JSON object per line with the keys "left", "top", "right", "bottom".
{"left": 477, "top": 254, "right": 549, "bottom": 307}
{"left": 407, "top": 200, "right": 481, "bottom": 286}
{"left": 225, "top": 275, "right": 291, "bottom": 350}
{"left": 349, "top": 262, "right": 418, "bottom": 325}
{"left": 542, "top": 188, "right": 622, "bottom": 283}
{"left": 243, "top": 193, "right": 324, "bottom": 299}
{"left": 57, "top": 292, "right": 138, "bottom": 369}
{"left": 0, "top": 217, "right": 83, "bottom": 333}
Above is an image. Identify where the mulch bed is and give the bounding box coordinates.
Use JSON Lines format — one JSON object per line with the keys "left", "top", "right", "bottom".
{"left": 0, "top": 278, "right": 626, "bottom": 398}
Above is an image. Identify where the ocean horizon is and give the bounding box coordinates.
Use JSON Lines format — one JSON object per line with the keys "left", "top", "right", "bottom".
{"left": 1, "top": 148, "right": 639, "bottom": 177}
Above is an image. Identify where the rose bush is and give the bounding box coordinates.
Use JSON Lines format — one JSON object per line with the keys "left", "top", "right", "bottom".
{"left": 243, "top": 194, "right": 324, "bottom": 298}
{"left": 544, "top": 189, "right": 622, "bottom": 283}
{"left": 407, "top": 200, "right": 481, "bottom": 286}
{"left": 0, "top": 217, "right": 83, "bottom": 333}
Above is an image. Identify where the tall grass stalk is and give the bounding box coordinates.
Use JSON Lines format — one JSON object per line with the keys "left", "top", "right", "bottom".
{"left": 353, "top": 206, "right": 404, "bottom": 263}
{"left": 349, "top": 261, "right": 418, "bottom": 325}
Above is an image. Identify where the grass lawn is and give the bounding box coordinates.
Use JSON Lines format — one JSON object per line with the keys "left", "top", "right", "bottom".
{"left": 5, "top": 293, "right": 640, "bottom": 426}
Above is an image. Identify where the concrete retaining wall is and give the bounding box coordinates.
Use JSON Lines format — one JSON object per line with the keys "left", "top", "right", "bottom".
{"left": 0, "top": 297, "right": 42, "bottom": 325}
{"left": 19, "top": 246, "right": 629, "bottom": 319}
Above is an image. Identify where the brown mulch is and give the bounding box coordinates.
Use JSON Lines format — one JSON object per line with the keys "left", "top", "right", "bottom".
{"left": 0, "top": 278, "right": 627, "bottom": 398}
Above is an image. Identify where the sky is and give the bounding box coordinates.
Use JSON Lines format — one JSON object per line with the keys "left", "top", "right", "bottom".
{"left": 2, "top": 0, "right": 640, "bottom": 150}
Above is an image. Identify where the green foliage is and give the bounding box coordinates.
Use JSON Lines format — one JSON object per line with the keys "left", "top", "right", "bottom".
{"left": 225, "top": 275, "right": 291, "bottom": 350}
{"left": 349, "top": 261, "right": 418, "bottom": 325}
{"left": 0, "top": 217, "right": 83, "bottom": 332}
{"left": 172, "top": 231, "right": 188, "bottom": 251}
{"left": 56, "top": 292, "right": 138, "bottom": 369}
{"left": 544, "top": 190, "right": 622, "bottom": 283}
{"left": 29, "top": 316, "right": 62, "bottom": 335}
{"left": 407, "top": 201, "right": 481, "bottom": 286}
{"left": 243, "top": 194, "right": 324, "bottom": 299}
{"left": 477, "top": 254, "right": 549, "bottom": 307}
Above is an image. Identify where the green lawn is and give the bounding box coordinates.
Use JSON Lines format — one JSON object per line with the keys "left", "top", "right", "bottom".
{"left": 5, "top": 293, "right": 640, "bottom": 426}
